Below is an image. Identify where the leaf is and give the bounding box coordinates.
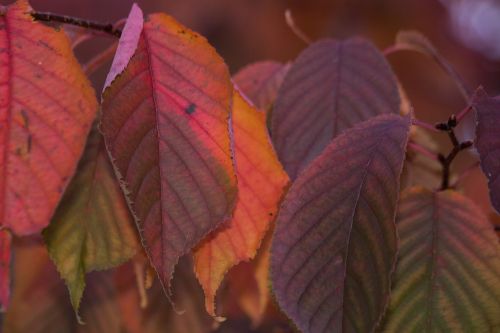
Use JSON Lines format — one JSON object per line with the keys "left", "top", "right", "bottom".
{"left": 101, "top": 11, "right": 237, "bottom": 295}
{"left": 271, "top": 114, "right": 411, "bottom": 333}
{"left": 193, "top": 91, "right": 289, "bottom": 317}
{"left": 233, "top": 61, "right": 290, "bottom": 112}
{"left": 392, "top": 30, "right": 470, "bottom": 100}
{"left": 43, "top": 125, "right": 139, "bottom": 316}
{"left": 0, "top": 229, "right": 11, "bottom": 312}
{"left": 0, "top": 1, "right": 98, "bottom": 235}
{"left": 473, "top": 88, "right": 500, "bottom": 214}
{"left": 383, "top": 187, "right": 500, "bottom": 332}
{"left": 103, "top": 3, "right": 143, "bottom": 91}
{"left": 402, "top": 127, "right": 441, "bottom": 190}
{"left": 227, "top": 223, "right": 274, "bottom": 327}
{"left": 271, "top": 38, "right": 401, "bottom": 180}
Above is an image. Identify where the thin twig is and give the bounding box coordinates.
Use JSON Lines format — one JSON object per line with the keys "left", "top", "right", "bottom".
{"left": 408, "top": 141, "right": 439, "bottom": 161}
{"left": 31, "top": 11, "right": 122, "bottom": 37}
{"left": 285, "top": 9, "right": 312, "bottom": 45}
{"left": 412, "top": 118, "right": 440, "bottom": 133}
{"left": 83, "top": 42, "right": 118, "bottom": 76}
{"left": 434, "top": 114, "right": 473, "bottom": 190}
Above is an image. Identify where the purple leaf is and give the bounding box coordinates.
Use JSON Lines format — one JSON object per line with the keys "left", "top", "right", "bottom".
{"left": 271, "top": 114, "right": 410, "bottom": 333}
{"left": 103, "top": 3, "right": 143, "bottom": 92}
{"left": 272, "top": 38, "right": 400, "bottom": 179}
{"left": 473, "top": 87, "right": 500, "bottom": 214}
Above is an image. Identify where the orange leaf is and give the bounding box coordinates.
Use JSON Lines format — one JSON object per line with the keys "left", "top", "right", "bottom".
{"left": 193, "top": 91, "right": 289, "bottom": 317}
{"left": 101, "top": 11, "right": 237, "bottom": 295}
{"left": 0, "top": 1, "right": 98, "bottom": 235}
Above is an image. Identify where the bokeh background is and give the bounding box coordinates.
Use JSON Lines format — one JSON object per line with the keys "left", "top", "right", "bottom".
{"left": 1, "top": 0, "right": 499, "bottom": 332}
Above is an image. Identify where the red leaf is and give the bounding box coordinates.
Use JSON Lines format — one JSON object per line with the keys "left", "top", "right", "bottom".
{"left": 272, "top": 38, "right": 400, "bottom": 179}
{"left": 101, "top": 11, "right": 237, "bottom": 295}
{"left": 0, "top": 1, "right": 98, "bottom": 235}
{"left": 473, "top": 87, "right": 500, "bottom": 214}
{"left": 271, "top": 114, "right": 410, "bottom": 333}
{"left": 0, "top": 229, "right": 11, "bottom": 311}
{"left": 233, "top": 61, "right": 290, "bottom": 112}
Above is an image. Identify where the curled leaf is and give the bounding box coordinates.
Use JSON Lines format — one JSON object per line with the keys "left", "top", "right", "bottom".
{"left": 103, "top": 3, "right": 143, "bottom": 91}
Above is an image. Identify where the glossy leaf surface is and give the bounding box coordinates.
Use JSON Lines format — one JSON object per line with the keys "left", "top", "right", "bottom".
{"left": 101, "top": 12, "right": 237, "bottom": 294}
{"left": 194, "top": 91, "right": 288, "bottom": 316}
{"left": 0, "top": 229, "right": 11, "bottom": 311}
{"left": 43, "top": 127, "right": 139, "bottom": 313}
{"left": 473, "top": 88, "right": 500, "bottom": 214}
{"left": 272, "top": 38, "right": 400, "bottom": 179}
{"left": 271, "top": 114, "right": 410, "bottom": 333}
{"left": 383, "top": 187, "right": 500, "bottom": 332}
{"left": 0, "top": 1, "right": 98, "bottom": 235}
{"left": 233, "top": 61, "right": 290, "bottom": 112}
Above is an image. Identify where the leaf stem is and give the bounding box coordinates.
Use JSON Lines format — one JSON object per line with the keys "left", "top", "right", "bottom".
{"left": 456, "top": 105, "right": 473, "bottom": 123}
{"left": 31, "top": 11, "right": 122, "bottom": 37}
{"left": 284, "top": 9, "right": 312, "bottom": 45}
{"left": 408, "top": 141, "right": 439, "bottom": 161}
{"left": 412, "top": 118, "right": 440, "bottom": 133}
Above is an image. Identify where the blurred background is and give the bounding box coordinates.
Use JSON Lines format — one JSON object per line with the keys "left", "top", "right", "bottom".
{"left": 1, "top": 0, "right": 499, "bottom": 332}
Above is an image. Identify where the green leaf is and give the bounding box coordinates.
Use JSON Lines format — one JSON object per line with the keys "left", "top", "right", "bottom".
{"left": 383, "top": 187, "right": 500, "bottom": 332}
{"left": 43, "top": 127, "right": 139, "bottom": 317}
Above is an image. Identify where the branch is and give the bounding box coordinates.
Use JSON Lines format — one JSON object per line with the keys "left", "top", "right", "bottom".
{"left": 412, "top": 118, "right": 440, "bottom": 133}
{"left": 31, "top": 11, "right": 122, "bottom": 37}
{"left": 434, "top": 114, "right": 473, "bottom": 190}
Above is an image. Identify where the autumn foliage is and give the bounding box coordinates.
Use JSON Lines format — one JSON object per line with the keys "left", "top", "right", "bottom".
{"left": 1, "top": 1, "right": 500, "bottom": 332}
